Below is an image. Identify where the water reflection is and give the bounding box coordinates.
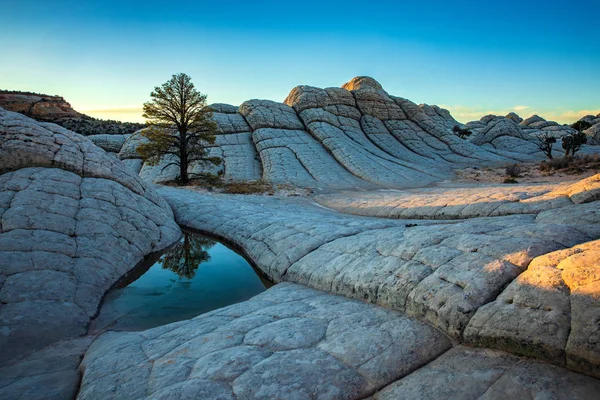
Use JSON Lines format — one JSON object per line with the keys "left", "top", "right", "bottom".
{"left": 90, "top": 231, "right": 271, "bottom": 333}
{"left": 161, "top": 233, "right": 215, "bottom": 279}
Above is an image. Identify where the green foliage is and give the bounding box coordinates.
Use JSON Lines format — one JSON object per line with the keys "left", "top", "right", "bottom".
{"left": 452, "top": 125, "right": 472, "bottom": 139}
{"left": 57, "top": 117, "right": 145, "bottom": 136}
{"left": 137, "top": 73, "right": 221, "bottom": 184}
{"left": 160, "top": 232, "right": 216, "bottom": 279}
{"left": 136, "top": 127, "right": 177, "bottom": 166}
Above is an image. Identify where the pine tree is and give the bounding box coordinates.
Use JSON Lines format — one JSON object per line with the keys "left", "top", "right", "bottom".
{"left": 137, "top": 73, "right": 221, "bottom": 184}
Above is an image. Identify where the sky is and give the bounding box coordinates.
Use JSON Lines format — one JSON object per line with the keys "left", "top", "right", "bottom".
{"left": 1, "top": 0, "right": 598, "bottom": 124}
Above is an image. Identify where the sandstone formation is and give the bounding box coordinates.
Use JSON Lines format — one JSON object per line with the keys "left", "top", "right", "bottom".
{"left": 0, "top": 91, "right": 82, "bottom": 120}
{"left": 76, "top": 176, "right": 600, "bottom": 398}
{"left": 374, "top": 346, "right": 600, "bottom": 399}
{"left": 0, "top": 108, "right": 181, "bottom": 397}
{"left": 157, "top": 187, "right": 599, "bottom": 345}
{"left": 580, "top": 113, "right": 600, "bottom": 144}
{"left": 314, "top": 177, "right": 600, "bottom": 220}
{"left": 465, "top": 239, "right": 600, "bottom": 377}
{"left": 466, "top": 113, "right": 578, "bottom": 158}
{"left": 0, "top": 91, "right": 144, "bottom": 136}
{"left": 88, "top": 133, "right": 131, "bottom": 153}
{"left": 2, "top": 77, "right": 600, "bottom": 400}
{"left": 119, "top": 77, "right": 598, "bottom": 188}
{"left": 78, "top": 283, "right": 451, "bottom": 400}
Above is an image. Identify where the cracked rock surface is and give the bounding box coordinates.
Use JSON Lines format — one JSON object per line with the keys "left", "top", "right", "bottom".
{"left": 314, "top": 176, "right": 600, "bottom": 220}
{"left": 374, "top": 346, "right": 600, "bottom": 400}
{"left": 158, "top": 187, "right": 600, "bottom": 345}
{"left": 0, "top": 108, "right": 181, "bottom": 396}
{"left": 465, "top": 239, "right": 600, "bottom": 377}
{"left": 76, "top": 176, "right": 600, "bottom": 398}
{"left": 4, "top": 77, "right": 600, "bottom": 400}
{"left": 78, "top": 283, "right": 451, "bottom": 400}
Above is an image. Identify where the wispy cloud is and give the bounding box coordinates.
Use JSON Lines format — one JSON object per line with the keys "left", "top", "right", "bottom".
{"left": 543, "top": 109, "right": 600, "bottom": 123}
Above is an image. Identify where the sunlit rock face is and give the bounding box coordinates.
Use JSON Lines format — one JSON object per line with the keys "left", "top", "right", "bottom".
{"left": 465, "top": 239, "right": 600, "bottom": 377}
{"left": 118, "top": 76, "right": 597, "bottom": 188}
{"left": 0, "top": 92, "right": 82, "bottom": 121}
{"left": 341, "top": 76, "right": 385, "bottom": 92}
{"left": 0, "top": 107, "right": 181, "bottom": 365}
{"left": 314, "top": 173, "right": 600, "bottom": 220}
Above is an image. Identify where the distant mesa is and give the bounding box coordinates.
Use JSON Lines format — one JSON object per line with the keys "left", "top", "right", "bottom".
{"left": 0, "top": 90, "right": 82, "bottom": 120}
{"left": 0, "top": 89, "right": 144, "bottom": 136}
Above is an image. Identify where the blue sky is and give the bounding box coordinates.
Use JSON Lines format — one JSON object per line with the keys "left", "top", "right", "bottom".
{"left": 1, "top": 0, "right": 598, "bottom": 123}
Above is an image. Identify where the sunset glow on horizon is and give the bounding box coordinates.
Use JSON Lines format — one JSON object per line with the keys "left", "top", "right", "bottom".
{"left": 1, "top": 0, "right": 598, "bottom": 124}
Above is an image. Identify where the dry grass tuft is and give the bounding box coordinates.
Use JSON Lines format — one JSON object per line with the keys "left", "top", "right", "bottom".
{"left": 222, "top": 180, "right": 274, "bottom": 195}
{"left": 539, "top": 154, "right": 600, "bottom": 175}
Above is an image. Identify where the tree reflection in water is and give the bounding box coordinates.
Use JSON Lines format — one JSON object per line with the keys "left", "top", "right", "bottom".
{"left": 160, "top": 232, "right": 216, "bottom": 279}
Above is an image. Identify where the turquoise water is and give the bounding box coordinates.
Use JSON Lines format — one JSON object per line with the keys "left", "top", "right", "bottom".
{"left": 89, "top": 231, "right": 271, "bottom": 332}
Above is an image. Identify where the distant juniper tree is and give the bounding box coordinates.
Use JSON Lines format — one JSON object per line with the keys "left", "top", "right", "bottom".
{"left": 161, "top": 233, "right": 216, "bottom": 279}
{"left": 452, "top": 125, "right": 472, "bottom": 139}
{"left": 137, "top": 73, "right": 221, "bottom": 184}
{"left": 562, "top": 121, "right": 591, "bottom": 157}
{"left": 571, "top": 120, "right": 592, "bottom": 133}
{"left": 535, "top": 132, "right": 557, "bottom": 159}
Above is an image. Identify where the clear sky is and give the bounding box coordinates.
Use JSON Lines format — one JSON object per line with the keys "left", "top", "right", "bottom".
{"left": 1, "top": 0, "right": 598, "bottom": 123}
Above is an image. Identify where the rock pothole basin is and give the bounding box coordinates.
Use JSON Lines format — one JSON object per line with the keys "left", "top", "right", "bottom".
{"left": 89, "top": 231, "right": 272, "bottom": 332}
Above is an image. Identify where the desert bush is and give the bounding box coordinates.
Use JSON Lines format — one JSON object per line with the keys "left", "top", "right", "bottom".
{"left": 562, "top": 131, "right": 588, "bottom": 157}
{"left": 539, "top": 154, "right": 600, "bottom": 174}
{"left": 452, "top": 125, "right": 472, "bottom": 139}
{"left": 571, "top": 120, "right": 592, "bottom": 132}
{"left": 57, "top": 117, "right": 145, "bottom": 136}
{"left": 535, "top": 132, "right": 557, "bottom": 159}
{"left": 505, "top": 164, "right": 522, "bottom": 177}
{"left": 222, "top": 180, "right": 274, "bottom": 195}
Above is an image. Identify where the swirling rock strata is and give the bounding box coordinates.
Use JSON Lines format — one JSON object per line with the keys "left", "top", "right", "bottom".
{"left": 0, "top": 108, "right": 181, "bottom": 366}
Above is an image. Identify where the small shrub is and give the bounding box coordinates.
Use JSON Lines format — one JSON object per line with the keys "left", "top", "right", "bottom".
{"left": 452, "top": 125, "right": 472, "bottom": 139}
{"left": 505, "top": 164, "right": 522, "bottom": 177}
{"left": 539, "top": 154, "right": 600, "bottom": 174}
{"left": 562, "top": 131, "right": 588, "bottom": 157}
{"left": 571, "top": 120, "right": 592, "bottom": 132}
{"left": 503, "top": 177, "right": 518, "bottom": 184}
{"left": 535, "top": 132, "right": 557, "bottom": 159}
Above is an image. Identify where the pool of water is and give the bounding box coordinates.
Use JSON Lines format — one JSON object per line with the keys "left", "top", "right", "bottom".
{"left": 89, "top": 231, "right": 272, "bottom": 332}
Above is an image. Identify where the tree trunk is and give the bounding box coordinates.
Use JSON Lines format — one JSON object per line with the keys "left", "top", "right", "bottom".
{"left": 180, "top": 159, "right": 188, "bottom": 184}
{"left": 179, "top": 131, "right": 188, "bottom": 184}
